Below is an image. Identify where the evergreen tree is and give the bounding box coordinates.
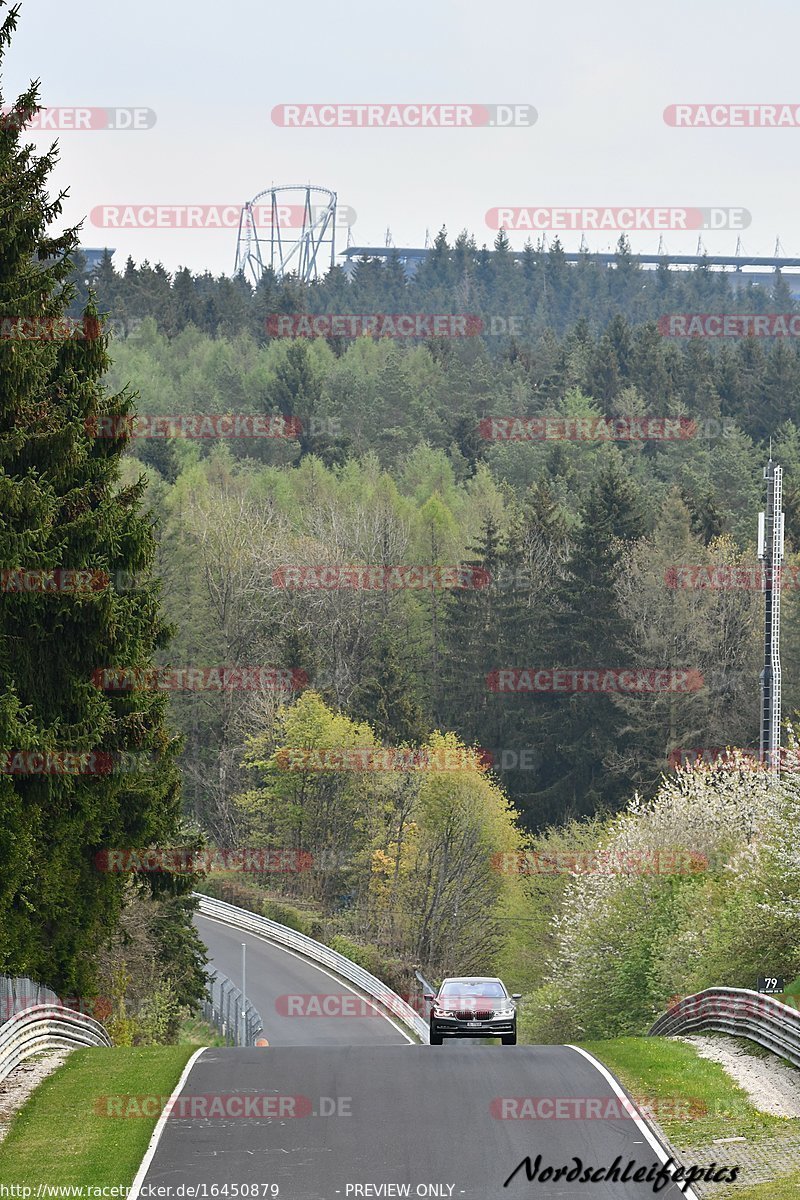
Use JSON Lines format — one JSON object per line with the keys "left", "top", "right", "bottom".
{"left": 530, "top": 456, "right": 646, "bottom": 822}
{"left": 439, "top": 516, "right": 507, "bottom": 746}
{"left": 350, "top": 625, "right": 429, "bottom": 745}
{"left": 0, "top": 3, "right": 190, "bottom": 993}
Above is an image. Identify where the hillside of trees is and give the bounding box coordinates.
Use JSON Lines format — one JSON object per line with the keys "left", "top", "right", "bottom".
{"left": 73, "top": 248, "right": 800, "bottom": 839}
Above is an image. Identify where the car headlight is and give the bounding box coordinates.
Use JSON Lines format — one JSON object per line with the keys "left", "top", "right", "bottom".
{"left": 495, "top": 1006, "right": 515, "bottom": 1017}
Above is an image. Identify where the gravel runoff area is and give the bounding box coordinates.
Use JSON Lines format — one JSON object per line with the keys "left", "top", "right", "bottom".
{"left": 650, "top": 1034, "right": 800, "bottom": 1194}
{"left": 679, "top": 1034, "right": 800, "bottom": 1119}
{"left": 0, "top": 1050, "right": 70, "bottom": 1144}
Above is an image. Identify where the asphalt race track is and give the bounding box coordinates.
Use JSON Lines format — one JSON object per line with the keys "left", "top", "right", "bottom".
{"left": 132, "top": 912, "right": 695, "bottom": 1198}
{"left": 195, "top": 913, "right": 410, "bottom": 1047}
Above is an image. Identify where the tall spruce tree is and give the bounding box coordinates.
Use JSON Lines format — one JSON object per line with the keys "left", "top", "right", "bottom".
{"left": 350, "top": 625, "right": 429, "bottom": 745}
{"left": 439, "top": 516, "right": 508, "bottom": 748}
{"left": 0, "top": 1, "right": 189, "bottom": 994}
{"left": 530, "top": 456, "right": 646, "bottom": 822}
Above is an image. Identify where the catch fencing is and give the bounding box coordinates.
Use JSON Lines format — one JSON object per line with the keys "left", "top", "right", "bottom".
{"left": 0, "top": 974, "right": 59, "bottom": 1025}
{"left": 201, "top": 967, "right": 263, "bottom": 1046}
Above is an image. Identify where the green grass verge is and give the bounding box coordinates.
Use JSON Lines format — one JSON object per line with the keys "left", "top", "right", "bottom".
{"left": 178, "top": 1015, "right": 226, "bottom": 1047}
{"left": 0, "top": 1046, "right": 197, "bottom": 1187}
{"left": 579, "top": 1036, "right": 800, "bottom": 1147}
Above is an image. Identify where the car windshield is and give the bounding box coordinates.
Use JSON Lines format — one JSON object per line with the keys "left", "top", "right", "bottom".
{"left": 439, "top": 981, "right": 507, "bottom": 999}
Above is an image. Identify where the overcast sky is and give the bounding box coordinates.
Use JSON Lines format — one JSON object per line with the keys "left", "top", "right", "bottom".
{"left": 6, "top": 0, "right": 800, "bottom": 277}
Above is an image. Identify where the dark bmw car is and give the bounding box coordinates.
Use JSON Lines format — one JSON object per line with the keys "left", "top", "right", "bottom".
{"left": 425, "top": 976, "right": 521, "bottom": 1044}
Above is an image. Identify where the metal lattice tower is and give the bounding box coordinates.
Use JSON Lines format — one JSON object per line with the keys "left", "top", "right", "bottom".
{"left": 758, "top": 459, "right": 784, "bottom": 771}
{"left": 234, "top": 185, "right": 337, "bottom": 284}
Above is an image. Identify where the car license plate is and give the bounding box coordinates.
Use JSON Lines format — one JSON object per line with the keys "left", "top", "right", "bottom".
{"left": 466, "top": 1020, "right": 483, "bottom": 1028}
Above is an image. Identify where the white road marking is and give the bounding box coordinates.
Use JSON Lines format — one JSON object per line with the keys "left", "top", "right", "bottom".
{"left": 568, "top": 1045, "right": 700, "bottom": 1199}
{"left": 128, "top": 1046, "right": 207, "bottom": 1200}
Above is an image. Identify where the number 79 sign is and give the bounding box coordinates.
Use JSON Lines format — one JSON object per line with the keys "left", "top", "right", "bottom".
{"left": 758, "top": 976, "right": 784, "bottom": 994}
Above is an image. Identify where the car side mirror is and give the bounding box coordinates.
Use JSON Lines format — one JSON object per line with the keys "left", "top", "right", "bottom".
{"left": 511, "top": 994, "right": 522, "bottom": 1001}
{"left": 423, "top": 993, "right": 435, "bottom": 1001}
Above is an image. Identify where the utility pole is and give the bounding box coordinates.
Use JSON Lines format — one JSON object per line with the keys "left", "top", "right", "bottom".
{"left": 758, "top": 458, "right": 784, "bottom": 771}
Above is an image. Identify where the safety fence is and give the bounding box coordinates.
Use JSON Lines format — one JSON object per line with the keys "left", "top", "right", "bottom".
{"left": 0, "top": 1003, "right": 112, "bottom": 1084}
{"left": 0, "top": 974, "right": 59, "bottom": 1025}
{"left": 201, "top": 967, "right": 263, "bottom": 1046}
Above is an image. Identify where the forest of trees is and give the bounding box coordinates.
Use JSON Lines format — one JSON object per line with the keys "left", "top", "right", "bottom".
{"left": 77, "top": 248, "right": 800, "bottom": 840}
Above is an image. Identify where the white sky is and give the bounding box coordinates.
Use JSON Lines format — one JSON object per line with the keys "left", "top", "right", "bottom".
{"left": 6, "top": 0, "right": 800, "bottom": 276}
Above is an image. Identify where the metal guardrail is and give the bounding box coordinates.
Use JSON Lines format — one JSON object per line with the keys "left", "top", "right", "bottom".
{"left": 195, "top": 893, "right": 429, "bottom": 1043}
{"left": 648, "top": 987, "right": 800, "bottom": 1067}
{"left": 0, "top": 1003, "right": 112, "bottom": 1084}
{"left": 202, "top": 967, "right": 263, "bottom": 1046}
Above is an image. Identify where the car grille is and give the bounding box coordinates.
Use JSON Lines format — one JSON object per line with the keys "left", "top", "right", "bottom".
{"left": 454, "top": 1009, "right": 494, "bottom": 1021}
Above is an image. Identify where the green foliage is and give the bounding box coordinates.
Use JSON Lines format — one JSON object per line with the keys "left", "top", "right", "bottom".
{"left": 0, "top": 4, "right": 192, "bottom": 993}
{"left": 524, "top": 757, "right": 800, "bottom": 1041}
{"left": 95, "top": 893, "right": 209, "bottom": 1044}
{"left": 328, "top": 935, "right": 410, "bottom": 995}
{"left": 232, "top": 695, "right": 526, "bottom": 979}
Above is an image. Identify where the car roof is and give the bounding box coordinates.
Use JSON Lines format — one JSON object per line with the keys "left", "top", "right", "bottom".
{"left": 439, "top": 976, "right": 504, "bottom": 985}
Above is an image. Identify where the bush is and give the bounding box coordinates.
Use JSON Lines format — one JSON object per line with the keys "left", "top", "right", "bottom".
{"left": 262, "top": 899, "right": 324, "bottom": 939}
{"left": 529, "top": 760, "right": 795, "bottom": 1041}
{"left": 329, "top": 935, "right": 412, "bottom": 997}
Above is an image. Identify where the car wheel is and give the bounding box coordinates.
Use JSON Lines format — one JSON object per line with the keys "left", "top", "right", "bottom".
{"left": 501, "top": 1033, "right": 517, "bottom": 1045}
{"left": 430, "top": 1028, "right": 443, "bottom": 1045}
